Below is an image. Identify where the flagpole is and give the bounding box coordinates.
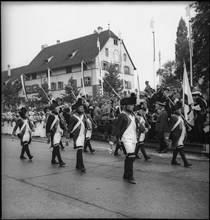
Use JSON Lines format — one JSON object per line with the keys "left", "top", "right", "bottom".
{"left": 20, "top": 74, "right": 28, "bottom": 102}
{"left": 81, "top": 61, "right": 86, "bottom": 98}
{"left": 47, "top": 67, "right": 51, "bottom": 91}
{"left": 97, "top": 36, "right": 103, "bottom": 95}
{"left": 188, "top": 7, "right": 193, "bottom": 87}
{"left": 150, "top": 18, "right": 156, "bottom": 91}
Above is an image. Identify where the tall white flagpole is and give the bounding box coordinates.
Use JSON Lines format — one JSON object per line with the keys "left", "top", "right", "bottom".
{"left": 97, "top": 36, "right": 103, "bottom": 95}
{"left": 81, "top": 61, "right": 86, "bottom": 98}
{"left": 47, "top": 67, "right": 51, "bottom": 91}
{"left": 150, "top": 18, "right": 156, "bottom": 90}
{"left": 186, "top": 4, "right": 193, "bottom": 87}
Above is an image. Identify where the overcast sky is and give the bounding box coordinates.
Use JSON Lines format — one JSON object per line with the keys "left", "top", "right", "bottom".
{"left": 1, "top": 1, "right": 193, "bottom": 90}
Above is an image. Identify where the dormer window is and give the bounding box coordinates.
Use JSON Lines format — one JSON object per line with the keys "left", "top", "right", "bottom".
{"left": 45, "top": 56, "right": 54, "bottom": 63}
{"left": 68, "top": 50, "right": 78, "bottom": 59}
{"left": 123, "top": 53, "right": 126, "bottom": 61}
{"left": 114, "top": 39, "right": 118, "bottom": 45}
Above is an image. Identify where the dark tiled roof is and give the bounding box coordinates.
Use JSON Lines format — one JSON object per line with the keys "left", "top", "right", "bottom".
{"left": 1, "top": 65, "right": 28, "bottom": 84}
{"left": 27, "top": 30, "right": 120, "bottom": 73}
{"left": 1, "top": 29, "right": 137, "bottom": 83}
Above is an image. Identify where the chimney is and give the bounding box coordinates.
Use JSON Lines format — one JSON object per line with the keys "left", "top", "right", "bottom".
{"left": 57, "top": 40, "right": 60, "bottom": 44}
{"left": 97, "top": 26, "right": 103, "bottom": 34}
{"left": 7, "top": 65, "right": 11, "bottom": 77}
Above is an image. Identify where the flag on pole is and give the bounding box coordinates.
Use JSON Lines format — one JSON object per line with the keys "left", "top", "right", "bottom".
{"left": 182, "top": 62, "right": 194, "bottom": 126}
{"left": 47, "top": 68, "right": 51, "bottom": 90}
{"left": 20, "top": 74, "right": 28, "bottom": 101}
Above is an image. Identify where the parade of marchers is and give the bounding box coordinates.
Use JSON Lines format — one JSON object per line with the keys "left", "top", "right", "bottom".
{"left": 2, "top": 80, "right": 209, "bottom": 184}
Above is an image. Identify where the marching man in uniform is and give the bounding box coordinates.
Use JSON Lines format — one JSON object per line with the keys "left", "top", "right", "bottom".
{"left": 66, "top": 98, "right": 89, "bottom": 173}
{"left": 46, "top": 100, "right": 66, "bottom": 167}
{"left": 134, "top": 103, "right": 151, "bottom": 161}
{"left": 12, "top": 107, "right": 35, "bottom": 160}
{"left": 109, "top": 93, "right": 139, "bottom": 184}
{"left": 164, "top": 101, "right": 192, "bottom": 167}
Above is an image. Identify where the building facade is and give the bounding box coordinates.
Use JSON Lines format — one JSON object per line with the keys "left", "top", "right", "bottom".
{"left": 2, "top": 27, "right": 137, "bottom": 100}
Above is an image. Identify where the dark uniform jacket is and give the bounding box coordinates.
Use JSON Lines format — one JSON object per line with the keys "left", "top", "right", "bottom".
{"left": 155, "top": 109, "right": 168, "bottom": 138}
{"left": 164, "top": 114, "right": 184, "bottom": 143}
{"left": 110, "top": 111, "right": 144, "bottom": 142}
{"left": 12, "top": 117, "right": 34, "bottom": 144}
{"left": 68, "top": 113, "right": 88, "bottom": 143}
{"left": 46, "top": 112, "right": 66, "bottom": 138}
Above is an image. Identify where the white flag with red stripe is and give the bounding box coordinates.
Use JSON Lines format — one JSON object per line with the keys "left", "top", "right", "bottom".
{"left": 182, "top": 62, "right": 194, "bottom": 126}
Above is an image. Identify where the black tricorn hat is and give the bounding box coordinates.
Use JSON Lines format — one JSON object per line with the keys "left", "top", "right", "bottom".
{"left": 50, "top": 100, "right": 59, "bottom": 110}
{"left": 19, "top": 107, "right": 27, "bottom": 118}
{"left": 120, "top": 93, "right": 136, "bottom": 106}
{"left": 72, "top": 98, "right": 83, "bottom": 111}
{"left": 172, "top": 101, "right": 182, "bottom": 112}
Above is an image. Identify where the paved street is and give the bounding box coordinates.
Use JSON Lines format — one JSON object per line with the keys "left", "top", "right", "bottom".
{"left": 1, "top": 136, "right": 209, "bottom": 219}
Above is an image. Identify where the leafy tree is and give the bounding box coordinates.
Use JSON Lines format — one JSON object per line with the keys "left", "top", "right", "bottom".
{"left": 2, "top": 81, "right": 22, "bottom": 107}
{"left": 191, "top": 1, "right": 209, "bottom": 92}
{"left": 62, "top": 76, "right": 80, "bottom": 103}
{"left": 157, "top": 60, "right": 181, "bottom": 88}
{"left": 103, "top": 64, "right": 123, "bottom": 96}
{"left": 175, "top": 17, "right": 190, "bottom": 81}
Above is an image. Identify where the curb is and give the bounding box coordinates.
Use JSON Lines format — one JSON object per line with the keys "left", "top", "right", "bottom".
{"left": 2, "top": 134, "right": 208, "bottom": 158}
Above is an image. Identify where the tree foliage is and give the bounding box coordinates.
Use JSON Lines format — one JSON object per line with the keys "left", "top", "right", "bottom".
{"left": 191, "top": 1, "right": 210, "bottom": 91}
{"left": 157, "top": 60, "right": 181, "bottom": 88}
{"left": 103, "top": 64, "right": 123, "bottom": 96}
{"left": 62, "top": 76, "right": 80, "bottom": 103}
{"left": 175, "top": 17, "right": 190, "bottom": 81}
{"left": 2, "top": 81, "right": 23, "bottom": 107}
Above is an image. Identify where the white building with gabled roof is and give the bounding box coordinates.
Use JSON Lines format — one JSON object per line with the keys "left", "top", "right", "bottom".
{"left": 2, "top": 27, "right": 137, "bottom": 99}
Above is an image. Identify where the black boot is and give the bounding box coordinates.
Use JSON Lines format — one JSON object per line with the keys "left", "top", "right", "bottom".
{"left": 140, "top": 144, "right": 150, "bottom": 161}
{"left": 55, "top": 145, "right": 65, "bottom": 167}
{"left": 60, "top": 141, "right": 65, "bottom": 150}
{"left": 84, "top": 141, "right": 88, "bottom": 152}
{"left": 123, "top": 157, "right": 129, "bottom": 180}
{"left": 24, "top": 143, "right": 33, "bottom": 160}
{"left": 76, "top": 149, "right": 86, "bottom": 172}
{"left": 114, "top": 142, "right": 121, "bottom": 156}
{"left": 135, "top": 143, "right": 141, "bottom": 159}
{"left": 20, "top": 146, "right": 26, "bottom": 159}
{"left": 51, "top": 148, "right": 58, "bottom": 164}
{"left": 124, "top": 157, "right": 136, "bottom": 184}
{"left": 179, "top": 148, "right": 192, "bottom": 167}
{"left": 86, "top": 140, "right": 95, "bottom": 153}
{"left": 171, "top": 148, "right": 180, "bottom": 165}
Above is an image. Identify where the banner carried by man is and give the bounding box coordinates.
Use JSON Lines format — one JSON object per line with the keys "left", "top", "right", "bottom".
{"left": 182, "top": 62, "right": 194, "bottom": 126}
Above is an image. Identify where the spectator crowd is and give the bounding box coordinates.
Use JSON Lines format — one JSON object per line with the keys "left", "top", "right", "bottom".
{"left": 1, "top": 82, "right": 209, "bottom": 147}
